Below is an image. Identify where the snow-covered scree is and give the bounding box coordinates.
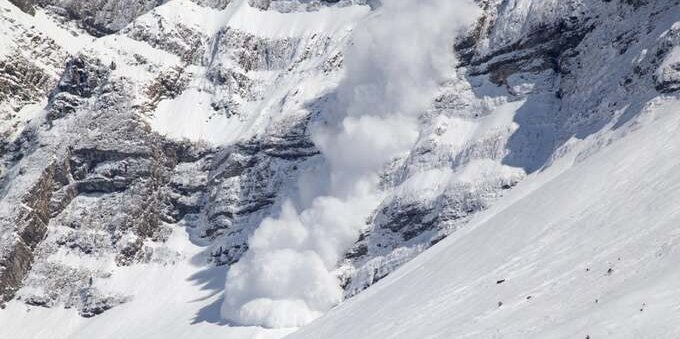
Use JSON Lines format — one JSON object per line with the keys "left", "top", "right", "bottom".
{"left": 220, "top": 0, "right": 480, "bottom": 328}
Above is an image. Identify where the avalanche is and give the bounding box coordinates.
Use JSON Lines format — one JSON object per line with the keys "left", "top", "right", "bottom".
{"left": 0, "top": 0, "right": 679, "bottom": 338}
{"left": 219, "top": 0, "right": 480, "bottom": 328}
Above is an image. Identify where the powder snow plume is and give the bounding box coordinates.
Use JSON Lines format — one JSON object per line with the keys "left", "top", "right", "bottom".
{"left": 221, "top": 0, "right": 480, "bottom": 328}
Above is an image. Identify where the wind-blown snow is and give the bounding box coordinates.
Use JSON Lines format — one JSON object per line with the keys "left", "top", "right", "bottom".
{"left": 220, "top": 0, "right": 480, "bottom": 328}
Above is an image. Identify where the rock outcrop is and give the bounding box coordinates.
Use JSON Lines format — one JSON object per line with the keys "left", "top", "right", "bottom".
{"left": 0, "top": 0, "right": 678, "bottom": 324}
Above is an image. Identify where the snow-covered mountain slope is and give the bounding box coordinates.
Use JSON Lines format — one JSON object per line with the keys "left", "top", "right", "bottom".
{"left": 0, "top": 228, "right": 294, "bottom": 339}
{"left": 0, "top": 0, "right": 678, "bottom": 337}
{"left": 0, "top": 0, "right": 374, "bottom": 336}
{"left": 290, "top": 97, "right": 680, "bottom": 338}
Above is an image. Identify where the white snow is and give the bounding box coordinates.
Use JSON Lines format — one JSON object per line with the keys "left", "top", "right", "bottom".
{"left": 0, "top": 0, "right": 93, "bottom": 57}
{"left": 145, "top": 0, "right": 368, "bottom": 146}
{"left": 222, "top": 0, "right": 369, "bottom": 39}
{"left": 288, "top": 97, "right": 680, "bottom": 339}
{"left": 2, "top": 0, "right": 679, "bottom": 337}
{"left": 137, "top": 0, "right": 228, "bottom": 36}
{"left": 220, "top": 0, "right": 481, "bottom": 328}
{"left": 31, "top": 11, "right": 94, "bottom": 54}
{"left": 0, "top": 224, "right": 294, "bottom": 339}
{"left": 149, "top": 88, "right": 245, "bottom": 144}
{"left": 457, "top": 159, "right": 524, "bottom": 184}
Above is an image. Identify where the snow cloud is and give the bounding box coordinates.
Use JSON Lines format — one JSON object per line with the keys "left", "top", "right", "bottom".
{"left": 222, "top": 0, "right": 480, "bottom": 328}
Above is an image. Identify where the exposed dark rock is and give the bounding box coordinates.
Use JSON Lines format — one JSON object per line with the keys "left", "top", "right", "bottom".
{"left": 0, "top": 55, "right": 52, "bottom": 108}
{"left": 460, "top": 18, "right": 594, "bottom": 86}
{"left": 344, "top": 244, "right": 367, "bottom": 259}
{"left": 142, "top": 66, "right": 190, "bottom": 113}
{"left": 29, "top": 0, "right": 166, "bottom": 37}
{"left": 46, "top": 55, "right": 111, "bottom": 122}
{"left": 248, "top": 0, "right": 363, "bottom": 12}
{"left": 8, "top": 0, "right": 36, "bottom": 15}
{"left": 124, "top": 19, "right": 207, "bottom": 64}
{"left": 0, "top": 157, "right": 72, "bottom": 304}
{"left": 54, "top": 56, "right": 110, "bottom": 99}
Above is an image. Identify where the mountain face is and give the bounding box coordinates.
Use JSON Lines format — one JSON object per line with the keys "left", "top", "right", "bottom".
{"left": 0, "top": 0, "right": 678, "bottom": 337}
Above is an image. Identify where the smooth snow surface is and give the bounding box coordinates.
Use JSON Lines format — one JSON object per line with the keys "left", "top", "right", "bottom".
{"left": 224, "top": 0, "right": 369, "bottom": 39}
{"left": 150, "top": 88, "right": 244, "bottom": 144}
{"left": 289, "top": 98, "right": 680, "bottom": 338}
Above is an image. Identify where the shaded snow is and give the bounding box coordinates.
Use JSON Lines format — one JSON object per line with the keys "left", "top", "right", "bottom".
{"left": 0, "top": 224, "right": 294, "bottom": 339}
{"left": 289, "top": 97, "right": 680, "bottom": 339}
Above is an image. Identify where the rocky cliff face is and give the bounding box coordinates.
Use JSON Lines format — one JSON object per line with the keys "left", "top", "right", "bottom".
{"left": 0, "top": 49, "right": 209, "bottom": 314}
{"left": 0, "top": 0, "right": 678, "bottom": 335}
{"left": 339, "top": 0, "right": 680, "bottom": 295}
